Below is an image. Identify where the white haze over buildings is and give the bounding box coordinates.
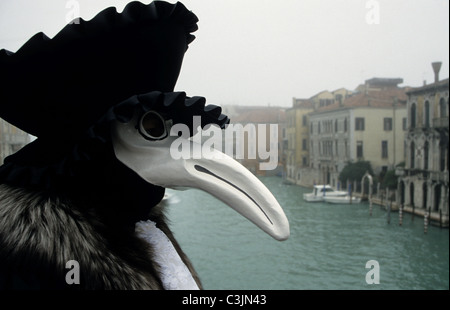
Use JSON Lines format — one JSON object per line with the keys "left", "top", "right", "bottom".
{"left": 0, "top": 0, "right": 448, "bottom": 107}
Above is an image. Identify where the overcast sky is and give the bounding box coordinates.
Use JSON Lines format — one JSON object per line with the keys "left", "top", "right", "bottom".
{"left": 1, "top": 0, "right": 448, "bottom": 107}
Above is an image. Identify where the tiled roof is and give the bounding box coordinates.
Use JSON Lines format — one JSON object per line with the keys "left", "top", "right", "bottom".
{"left": 316, "top": 87, "right": 408, "bottom": 112}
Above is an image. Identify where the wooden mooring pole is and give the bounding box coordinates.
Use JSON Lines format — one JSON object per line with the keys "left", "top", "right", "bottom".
{"left": 399, "top": 204, "right": 403, "bottom": 226}
{"left": 362, "top": 172, "right": 373, "bottom": 217}
{"left": 424, "top": 208, "right": 429, "bottom": 234}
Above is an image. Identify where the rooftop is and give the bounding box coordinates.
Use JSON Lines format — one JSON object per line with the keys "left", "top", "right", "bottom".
{"left": 365, "top": 77, "right": 404, "bottom": 87}
{"left": 314, "top": 87, "right": 408, "bottom": 113}
{"left": 406, "top": 78, "right": 449, "bottom": 95}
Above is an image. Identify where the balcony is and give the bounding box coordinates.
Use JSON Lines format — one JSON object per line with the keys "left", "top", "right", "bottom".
{"left": 430, "top": 170, "right": 449, "bottom": 183}
{"left": 398, "top": 168, "right": 449, "bottom": 183}
{"left": 433, "top": 117, "right": 449, "bottom": 129}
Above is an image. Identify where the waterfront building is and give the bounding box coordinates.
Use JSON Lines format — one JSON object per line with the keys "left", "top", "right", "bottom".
{"left": 286, "top": 89, "right": 355, "bottom": 186}
{"left": 0, "top": 118, "right": 31, "bottom": 164}
{"left": 397, "top": 62, "right": 449, "bottom": 226}
{"left": 304, "top": 78, "right": 408, "bottom": 189}
{"left": 285, "top": 99, "right": 314, "bottom": 183}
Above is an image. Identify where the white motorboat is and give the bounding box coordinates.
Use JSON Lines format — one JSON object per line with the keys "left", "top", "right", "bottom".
{"left": 324, "top": 195, "right": 361, "bottom": 204}
{"left": 303, "top": 185, "right": 348, "bottom": 202}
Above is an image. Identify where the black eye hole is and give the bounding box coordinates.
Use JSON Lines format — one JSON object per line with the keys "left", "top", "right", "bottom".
{"left": 138, "top": 111, "right": 171, "bottom": 141}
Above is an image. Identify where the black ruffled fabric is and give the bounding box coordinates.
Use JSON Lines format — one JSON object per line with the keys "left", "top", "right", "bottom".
{"left": 0, "top": 91, "right": 229, "bottom": 191}
{"left": 0, "top": 1, "right": 198, "bottom": 138}
{"left": 0, "top": 1, "right": 230, "bottom": 201}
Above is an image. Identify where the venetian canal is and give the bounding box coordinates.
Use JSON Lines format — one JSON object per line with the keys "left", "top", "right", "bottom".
{"left": 165, "top": 176, "right": 449, "bottom": 290}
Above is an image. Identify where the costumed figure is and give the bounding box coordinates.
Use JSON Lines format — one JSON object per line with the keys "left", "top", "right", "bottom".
{"left": 0, "top": 1, "right": 289, "bottom": 289}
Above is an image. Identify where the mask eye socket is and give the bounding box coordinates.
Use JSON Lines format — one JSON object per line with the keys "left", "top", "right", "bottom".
{"left": 138, "top": 111, "right": 172, "bottom": 141}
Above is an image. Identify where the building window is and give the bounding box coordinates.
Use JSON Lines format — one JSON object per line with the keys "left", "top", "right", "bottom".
{"left": 383, "top": 118, "right": 392, "bottom": 131}
{"left": 440, "top": 145, "right": 446, "bottom": 171}
{"left": 344, "top": 118, "right": 347, "bottom": 132}
{"left": 402, "top": 117, "right": 407, "bottom": 130}
{"left": 381, "top": 140, "right": 388, "bottom": 158}
{"left": 325, "top": 120, "right": 330, "bottom": 133}
{"left": 302, "top": 139, "right": 307, "bottom": 151}
{"left": 355, "top": 118, "right": 365, "bottom": 131}
{"left": 410, "top": 183, "right": 415, "bottom": 206}
{"left": 424, "top": 101, "right": 430, "bottom": 128}
{"left": 410, "top": 141, "right": 415, "bottom": 169}
{"left": 424, "top": 141, "right": 429, "bottom": 170}
{"left": 335, "top": 120, "right": 338, "bottom": 133}
{"left": 302, "top": 156, "right": 308, "bottom": 166}
{"left": 411, "top": 103, "right": 417, "bottom": 128}
{"left": 440, "top": 98, "right": 447, "bottom": 117}
{"left": 357, "top": 141, "right": 363, "bottom": 158}
{"left": 302, "top": 115, "right": 307, "bottom": 126}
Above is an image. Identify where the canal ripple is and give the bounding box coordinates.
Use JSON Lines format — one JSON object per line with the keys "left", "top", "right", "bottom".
{"left": 165, "top": 176, "right": 449, "bottom": 290}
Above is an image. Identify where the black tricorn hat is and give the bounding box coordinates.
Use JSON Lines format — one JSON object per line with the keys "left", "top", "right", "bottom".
{"left": 0, "top": 1, "right": 229, "bottom": 193}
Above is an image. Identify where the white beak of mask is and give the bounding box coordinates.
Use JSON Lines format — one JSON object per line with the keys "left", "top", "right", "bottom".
{"left": 111, "top": 109, "right": 290, "bottom": 241}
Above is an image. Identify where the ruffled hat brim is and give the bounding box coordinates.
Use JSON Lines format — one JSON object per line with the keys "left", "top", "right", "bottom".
{"left": 0, "top": 91, "right": 229, "bottom": 191}
{"left": 0, "top": 1, "right": 230, "bottom": 192}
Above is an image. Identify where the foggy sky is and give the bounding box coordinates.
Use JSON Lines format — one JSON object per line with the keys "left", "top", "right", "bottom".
{"left": 1, "top": 0, "right": 448, "bottom": 107}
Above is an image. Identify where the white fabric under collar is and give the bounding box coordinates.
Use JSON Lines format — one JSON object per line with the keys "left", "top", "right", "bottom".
{"left": 135, "top": 220, "right": 199, "bottom": 290}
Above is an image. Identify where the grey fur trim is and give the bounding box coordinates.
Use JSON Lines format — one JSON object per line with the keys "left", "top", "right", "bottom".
{"left": 0, "top": 184, "right": 201, "bottom": 289}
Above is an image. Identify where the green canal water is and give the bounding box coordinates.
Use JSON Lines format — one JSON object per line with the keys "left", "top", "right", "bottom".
{"left": 165, "top": 176, "right": 449, "bottom": 290}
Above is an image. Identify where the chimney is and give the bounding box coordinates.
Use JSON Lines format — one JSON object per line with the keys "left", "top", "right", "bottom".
{"left": 432, "top": 62, "right": 442, "bottom": 84}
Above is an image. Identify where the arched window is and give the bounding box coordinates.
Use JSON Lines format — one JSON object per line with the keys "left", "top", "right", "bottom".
{"left": 440, "top": 98, "right": 447, "bottom": 117}
{"left": 440, "top": 144, "right": 447, "bottom": 171}
{"left": 411, "top": 103, "right": 417, "bottom": 128}
{"left": 400, "top": 181, "right": 405, "bottom": 205}
{"left": 422, "top": 182, "right": 428, "bottom": 209}
{"left": 410, "top": 141, "right": 415, "bottom": 169}
{"left": 434, "top": 185, "right": 441, "bottom": 212}
{"left": 410, "top": 183, "right": 415, "bottom": 207}
{"left": 424, "top": 141, "right": 429, "bottom": 170}
{"left": 424, "top": 101, "right": 430, "bottom": 128}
